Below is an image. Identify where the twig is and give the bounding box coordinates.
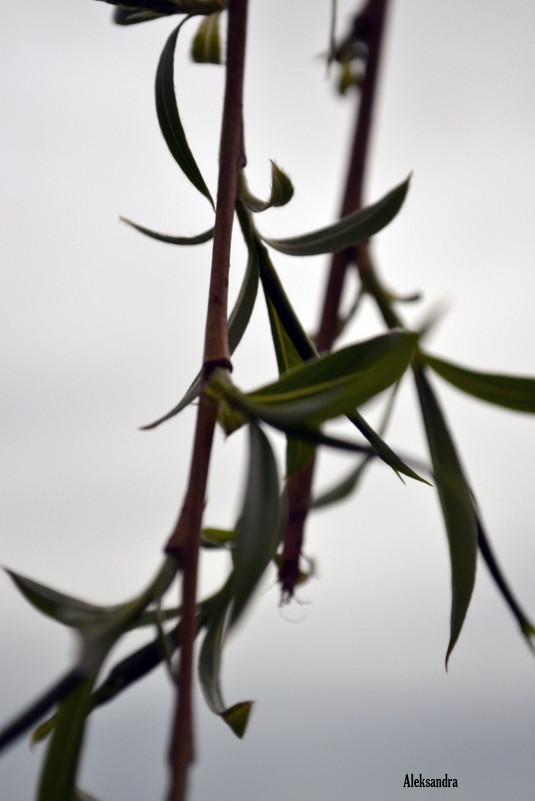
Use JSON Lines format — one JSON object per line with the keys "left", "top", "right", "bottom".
{"left": 164, "top": 2, "right": 249, "bottom": 799}
{"left": 278, "top": 0, "right": 390, "bottom": 598}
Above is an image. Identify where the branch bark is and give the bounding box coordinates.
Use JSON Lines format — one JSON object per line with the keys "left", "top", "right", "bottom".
{"left": 165, "top": 2, "right": 249, "bottom": 798}
{"left": 278, "top": 0, "right": 390, "bottom": 598}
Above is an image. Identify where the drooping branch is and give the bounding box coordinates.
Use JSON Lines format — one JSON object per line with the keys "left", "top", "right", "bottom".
{"left": 278, "top": 0, "right": 390, "bottom": 599}
{"left": 165, "top": 2, "right": 249, "bottom": 799}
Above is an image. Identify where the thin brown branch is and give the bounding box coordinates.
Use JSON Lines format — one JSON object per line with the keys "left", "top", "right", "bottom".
{"left": 203, "top": 0, "right": 248, "bottom": 367}
{"left": 317, "top": 0, "right": 390, "bottom": 352}
{"left": 165, "top": 2, "right": 249, "bottom": 799}
{"left": 278, "top": 0, "right": 390, "bottom": 599}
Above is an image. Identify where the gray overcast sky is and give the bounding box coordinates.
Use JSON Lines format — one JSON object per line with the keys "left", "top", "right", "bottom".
{"left": 2, "top": 1, "right": 535, "bottom": 799}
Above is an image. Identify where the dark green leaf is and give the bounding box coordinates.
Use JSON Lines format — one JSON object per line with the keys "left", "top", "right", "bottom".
{"left": 5, "top": 570, "right": 113, "bottom": 629}
{"left": 156, "top": 22, "right": 214, "bottom": 207}
{"left": 262, "top": 175, "right": 410, "bottom": 256}
{"left": 348, "top": 409, "right": 430, "bottom": 484}
{"left": 0, "top": 669, "right": 82, "bottom": 753}
{"left": 475, "top": 507, "right": 535, "bottom": 653}
{"left": 191, "top": 11, "right": 222, "bottom": 64}
{"left": 262, "top": 263, "right": 315, "bottom": 474}
{"left": 256, "top": 248, "right": 424, "bottom": 480}
{"left": 37, "top": 673, "right": 96, "bottom": 801}
{"left": 230, "top": 423, "right": 282, "bottom": 624}
{"left": 140, "top": 247, "right": 259, "bottom": 429}
{"left": 120, "top": 217, "right": 214, "bottom": 246}
{"left": 422, "top": 353, "right": 535, "bottom": 413}
{"left": 312, "top": 383, "right": 406, "bottom": 508}
{"left": 257, "top": 242, "right": 317, "bottom": 361}
{"left": 246, "top": 331, "right": 417, "bottom": 422}
{"left": 112, "top": 0, "right": 225, "bottom": 26}
{"left": 2, "top": 558, "right": 177, "bottom": 758}
{"left": 114, "top": 8, "right": 167, "bottom": 25}
{"left": 414, "top": 367, "right": 477, "bottom": 668}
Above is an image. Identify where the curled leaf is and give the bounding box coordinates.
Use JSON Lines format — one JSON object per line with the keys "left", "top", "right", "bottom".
{"left": 120, "top": 217, "right": 214, "bottom": 246}
{"left": 191, "top": 11, "right": 223, "bottom": 64}
{"left": 198, "top": 586, "right": 253, "bottom": 738}
{"left": 239, "top": 162, "right": 294, "bottom": 213}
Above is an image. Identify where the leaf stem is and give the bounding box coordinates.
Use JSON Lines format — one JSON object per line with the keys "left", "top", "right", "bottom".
{"left": 164, "top": 2, "right": 249, "bottom": 799}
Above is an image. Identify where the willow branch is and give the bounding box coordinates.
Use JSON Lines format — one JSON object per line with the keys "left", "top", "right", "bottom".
{"left": 165, "top": 2, "right": 249, "bottom": 799}
{"left": 279, "top": 0, "right": 390, "bottom": 598}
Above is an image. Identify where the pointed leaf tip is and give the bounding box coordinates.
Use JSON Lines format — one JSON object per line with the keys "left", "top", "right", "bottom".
{"left": 262, "top": 175, "right": 410, "bottom": 256}
{"left": 414, "top": 367, "right": 477, "bottom": 668}
{"left": 222, "top": 700, "right": 254, "bottom": 738}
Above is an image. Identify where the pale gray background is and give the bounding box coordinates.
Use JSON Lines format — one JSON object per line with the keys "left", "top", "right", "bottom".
{"left": 2, "top": 1, "right": 535, "bottom": 799}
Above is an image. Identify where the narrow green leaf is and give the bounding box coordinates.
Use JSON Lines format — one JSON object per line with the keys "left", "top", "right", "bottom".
{"left": 230, "top": 423, "right": 282, "bottom": 624}
{"left": 264, "top": 293, "right": 303, "bottom": 375}
{"left": 6, "top": 557, "right": 177, "bottom": 638}
{"left": 348, "top": 409, "right": 430, "bottom": 485}
{"left": 156, "top": 22, "right": 214, "bottom": 207}
{"left": 120, "top": 217, "right": 214, "bottom": 246}
{"left": 37, "top": 673, "right": 97, "bottom": 801}
{"left": 191, "top": 11, "right": 222, "bottom": 64}
{"left": 313, "top": 383, "right": 405, "bottom": 508}
{"left": 414, "top": 367, "right": 477, "bottom": 668}
{"left": 114, "top": 8, "right": 167, "bottom": 25}
{"left": 246, "top": 331, "right": 417, "bottom": 421}
{"left": 5, "top": 569, "right": 113, "bottom": 629}
{"left": 140, "top": 248, "right": 259, "bottom": 429}
{"left": 474, "top": 506, "right": 535, "bottom": 654}
{"left": 198, "top": 601, "right": 228, "bottom": 716}
{"left": 312, "top": 457, "right": 369, "bottom": 508}
{"left": 422, "top": 352, "right": 535, "bottom": 413}
{"left": 262, "top": 175, "right": 410, "bottom": 256}
{"left": 262, "top": 266, "right": 315, "bottom": 474}
{"left": 257, "top": 242, "right": 316, "bottom": 361}
{"left": 112, "top": 0, "right": 226, "bottom": 26}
